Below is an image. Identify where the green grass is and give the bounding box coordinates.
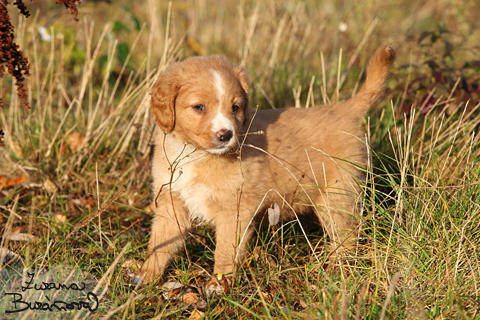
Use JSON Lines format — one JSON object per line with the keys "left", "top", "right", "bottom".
{"left": 1, "top": 0, "right": 480, "bottom": 318}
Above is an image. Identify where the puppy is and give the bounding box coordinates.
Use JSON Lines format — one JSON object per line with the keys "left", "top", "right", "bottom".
{"left": 139, "top": 46, "right": 396, "bottom": 285}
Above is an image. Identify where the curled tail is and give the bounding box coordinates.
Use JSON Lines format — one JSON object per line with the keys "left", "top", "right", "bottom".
{"left": 351, "top": 45, "right": 396, "bottom": 114}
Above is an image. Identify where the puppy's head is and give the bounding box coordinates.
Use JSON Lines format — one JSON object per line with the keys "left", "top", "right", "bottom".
{"left": 151, "top": 55, "right": 250, "bottom": 155}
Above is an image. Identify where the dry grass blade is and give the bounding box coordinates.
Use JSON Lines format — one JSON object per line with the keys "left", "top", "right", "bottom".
{"left": 354, "top": 282, "right": 368, "bottom": 320}
{"left": 380, "top": 272, "right": 401, "bottom": 320}
{"left": 0, "top": 195, "right": 19, "bottom": 270}
{"left": 67, "top": 187, "right": 125, "bottom": 240}
{"left": 100, "top": 294, "right": 144, "bottom": 320}
{"left": 76, "top": 241, "right": 133, "bottom": 320}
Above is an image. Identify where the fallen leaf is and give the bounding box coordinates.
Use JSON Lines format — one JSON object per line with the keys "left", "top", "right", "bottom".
{"left": 7, "top": 233, "right": 39, "bottom": 243}
{"left": 162, "top": 281, "right": 184, "bottom": 290}
{"left": 268, "top": 202, "right": 280, "bottom": 226}
{"left": 43, "top": 178, "right": 58, "bottom": 193}
{"left": 180, "top": 292, "right": 200, "bottom": 305}
{"left": 0, "top": 247, "right": 22, "bottom": 265}
{"left": 162, "top": 281, "right": 184, "bottom": 299}
{"left": 68, "top": 132, "right": 85, "bottom": 152}
{"left": 0, "top": 176, "right": 28, "bottom": 188}
{"left": 299, "top": 299, "right": 308, "bottom": 309}
{"left": 189, "top": 309, "right": 205, "bottom": 320}
{"left": 54, "top": 214, "right": 67, "bottom": 224}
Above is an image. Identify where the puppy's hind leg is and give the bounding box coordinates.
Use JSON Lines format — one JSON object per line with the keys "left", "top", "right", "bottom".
{"left": 313, "top": 185, "right": 361, "bottom": 262}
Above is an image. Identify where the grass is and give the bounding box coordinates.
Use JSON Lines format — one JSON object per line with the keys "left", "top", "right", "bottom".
{"left": 1, "top": 0, "right": 480, "bottom": 318}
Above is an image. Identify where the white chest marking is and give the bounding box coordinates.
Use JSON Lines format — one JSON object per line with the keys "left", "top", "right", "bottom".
{"left": 152, "top": 135, "right": 212, "bottom": 222}
{"left": 173, "top": 164, "right": 211, "bottom": 222}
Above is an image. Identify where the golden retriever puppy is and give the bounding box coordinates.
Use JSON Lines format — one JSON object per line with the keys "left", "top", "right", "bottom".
{"left": 138, "top": 46, "right": 396, "bottom": 286}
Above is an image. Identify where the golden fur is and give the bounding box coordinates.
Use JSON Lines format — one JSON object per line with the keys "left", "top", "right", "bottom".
{"left": 138, "top": 46, "right": 396, "bottom": 283}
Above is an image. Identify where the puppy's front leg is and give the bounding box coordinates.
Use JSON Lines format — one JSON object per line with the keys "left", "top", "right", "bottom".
{"left": 213, "top": 214, "right": 255, "bottom": 276}
{"left": 140, "top": 192, "right": 190, "bottom": 283}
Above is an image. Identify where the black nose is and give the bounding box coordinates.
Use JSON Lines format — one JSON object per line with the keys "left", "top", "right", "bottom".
{"left": 217, "top": 129, "right": 233, "bottom": 142}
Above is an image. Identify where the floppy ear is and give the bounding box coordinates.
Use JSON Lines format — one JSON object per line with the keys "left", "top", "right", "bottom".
{"left": 232, "top": 64, "right": 252, "bottom": 127}
{"left": 151, "top": 72, "right": 179, "bottom": 132}
{"left": 242, "top": 98, "right": 252, "bottom": 128}
{"left": 232, "top": 64, "right": 249, "bottom": 93}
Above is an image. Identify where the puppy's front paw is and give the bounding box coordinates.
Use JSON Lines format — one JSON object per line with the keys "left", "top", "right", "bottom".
{"left": 130, "top": 266, "right": 163, "bottom": 285}
{"left": 130, "top": 271, "right": 147, "bottom": 285}
{"left": 205, "top": 273, "right": 231, "bottom": 297}
{"left": 133, "top": 256, "right": 168, "bottom": 284}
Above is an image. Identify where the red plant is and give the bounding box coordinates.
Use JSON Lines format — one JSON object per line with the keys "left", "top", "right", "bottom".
{"left": 0, "top": 1, "right": 30, "bottom": 108}
{"left": 0, "top": 0, "right": 81, "bottom": 109}
{"left": 55, "top": 0, "right": 81, "bottom": 22}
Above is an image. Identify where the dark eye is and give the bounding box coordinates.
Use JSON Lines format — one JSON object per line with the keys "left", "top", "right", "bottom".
{"left": 232, "top": 104, "right": 240, "bottom": 112}
{"left": 193, "top": 104, "right": 205, "bottom": 112}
